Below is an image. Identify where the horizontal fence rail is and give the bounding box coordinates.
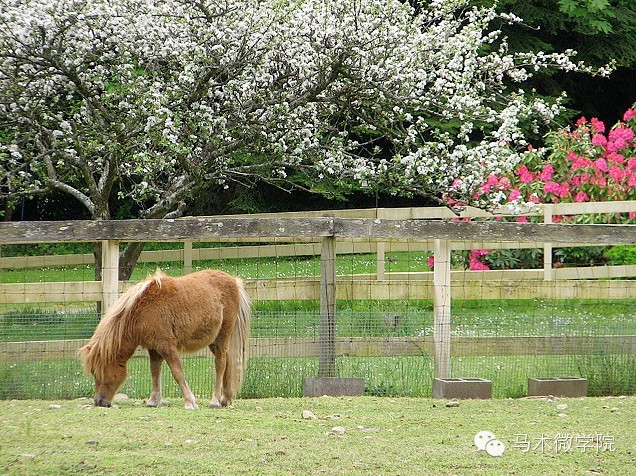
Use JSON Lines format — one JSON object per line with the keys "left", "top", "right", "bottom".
{"left": 3, "top": 335, "right": 636, "bottom": 362}
{"left": 2, "top": 217, "right": 636, "bottom": 244}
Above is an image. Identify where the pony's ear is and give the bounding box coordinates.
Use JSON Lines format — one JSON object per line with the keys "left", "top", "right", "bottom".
{"left": 78, "top": 344, "right": 92, "bottom": 359}
{"left": 153, "top": 267, "right": 167, "bottom": 277}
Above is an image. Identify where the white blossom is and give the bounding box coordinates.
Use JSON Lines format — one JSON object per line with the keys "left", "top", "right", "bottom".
{"left": 0, "top": 0, "right": 608, "bottom": 217}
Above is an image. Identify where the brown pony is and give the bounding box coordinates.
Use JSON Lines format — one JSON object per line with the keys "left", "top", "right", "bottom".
{"left": 79, "top": 269, "right": 251, "bottom": 409}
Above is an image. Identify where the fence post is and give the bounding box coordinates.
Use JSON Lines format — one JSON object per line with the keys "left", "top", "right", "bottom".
{"left": 319, "top": 235, "right": 337, "bottom": 377}
{"left": 433, "top": 239, "right": 451, "bottom": 379}
{"left": 376, "top": 242, "right": 386, "bottom": 280}
{"left": 101, "top": 239, "right": 120, "bottom": 313}
{"left": 543, "top": 205, "right": 554, "bottom": 281}
{"left": 375, "top": 208, "right": 386, "bottom": 280}
{"left": 183, "top": 240, "right": 193, "bottom": 275}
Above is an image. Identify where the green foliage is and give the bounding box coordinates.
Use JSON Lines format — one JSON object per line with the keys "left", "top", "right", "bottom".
{"left": 0, "top": 243, "right": 94, "bottom": 258}
{"left": 558, "top": 0, "right": 615, "bottom": 34}
{"left": 604, "top": 245, "right": 636, "bottom": 265}
{"left": 481, "top": 249, "right": 543, "bottom": 270}
{"left": 555, "top": 246, "right": 607, "bottom": 266}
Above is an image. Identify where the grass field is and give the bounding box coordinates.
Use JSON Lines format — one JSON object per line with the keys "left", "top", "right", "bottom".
{"left": 1, "top": 396, "right": 634, "bottom": 475}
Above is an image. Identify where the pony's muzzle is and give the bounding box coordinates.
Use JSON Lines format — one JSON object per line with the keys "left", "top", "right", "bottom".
{"left": 94, "top": 397, "right": 111, "bottom": 408}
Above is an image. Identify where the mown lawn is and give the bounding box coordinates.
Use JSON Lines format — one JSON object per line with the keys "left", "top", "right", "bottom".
{"left": 0, "top": 396, "right": 634, "bottom": 475}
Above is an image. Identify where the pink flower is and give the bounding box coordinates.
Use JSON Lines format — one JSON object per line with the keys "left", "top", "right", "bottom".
{"left": 609, "top": 126, "right": 634, "bottom": 143}
{"left": 543, "top": 181, "right": 561, "bottom": 194}
{"left": 609, "top": 166, "right": 625, "bottom": 182}
{"left": 469, "top": 250, "right": 490, "bottom": 271}
{"left": 591, "top": 134, "right": 607, "bottom": 147}
{"left": 606, "top": 140, "right": 626, "bottom": 153}
{"left": 623, "top": 108, "right": 636, "bottom": 121}
{"left": 593, "top": 176, "right": 607, "bottom": 188}
{"left": 629, "top": 173, "right": 636, "bottom": 188}
{"left": 486, "top": 175, "right": 499, "bottom": 186}
{"left": 606, "top": 127, "right": 634, "bottom": 153}
{"left": 628, "top": 157, "right": 636, "bottom": 171}
{"left": 516, "top": 216, "right": 529, "bottom": 223}
{"left": 539, "top": 164, "right": 554, "bottom": 181}
{"left": 517, "top": 165, "right": 534, "bottom": 183}
{"left": 572, "top": 157, "right": 593, "bottom": 170}
{"left": 508, "top": 188, "right": 521, "bottom": 201}
{"left": 574, "top": 191, "right": 589, "bottom": 202}
{"left": 606, "top": 152, "right": 625, "bottom": 164}
{"left": 594, "top": 158, "right": 608, "bottom": 173}
{"left": 557, "top": 183, "right": 570, "bottom": 198}
{"left": 427, "top": 256, "right": 435, "bottom": 268}
{"left": 498, "top": 176, "right": 511, "bottom": 190}
{"left": 469, "top": 260, "right": 490, "bottom": 271}
{"left": 591, "top": 117, "right": 605, "bottom": 133}
{"left": 575, "top": 116, "right": 587, "bottom": 126}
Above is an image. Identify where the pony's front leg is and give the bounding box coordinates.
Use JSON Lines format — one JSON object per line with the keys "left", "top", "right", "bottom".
{"left": 146, "top": 349, "right": 163, "bottom": 407}
{"left": 159, "top": 347, "right": 198, "bottom": 410}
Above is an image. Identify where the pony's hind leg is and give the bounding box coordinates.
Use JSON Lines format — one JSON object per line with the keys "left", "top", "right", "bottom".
{"left": 146, "top": 349, "right": 163, "bottom": 407}
{"left": 209, "top": 343, "right": 227, "bottom": 408}
{"left": 158, "top": 346, "right": 198, "bottom": 410}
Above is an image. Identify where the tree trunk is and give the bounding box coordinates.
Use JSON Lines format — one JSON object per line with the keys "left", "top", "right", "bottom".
{"left": 119, "top": 241, "right": 145, "bottom": 280}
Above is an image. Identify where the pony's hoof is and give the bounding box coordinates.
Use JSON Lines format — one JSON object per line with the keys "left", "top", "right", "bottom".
{"left": 184, "top": 402, "right": 199, "bottom": 410}
{"left": 210, "top": 401, "right": 222, "bottom": 409}
{"left": 146, "top": 401, "right": 159, "bottom": 408}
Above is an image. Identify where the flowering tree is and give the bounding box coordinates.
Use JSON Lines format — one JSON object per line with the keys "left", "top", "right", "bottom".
{"left": 0, "top": 0, "right": 605, "bottom": 277}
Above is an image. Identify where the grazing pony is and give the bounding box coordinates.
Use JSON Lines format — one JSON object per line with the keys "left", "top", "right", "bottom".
{"left": 79, "top": 269, "right": 251, "bottom": 409}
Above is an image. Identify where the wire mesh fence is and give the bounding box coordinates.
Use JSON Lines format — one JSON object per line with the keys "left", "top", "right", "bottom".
{"left": 2, "top": 223, "right": 636, "bottom": 401}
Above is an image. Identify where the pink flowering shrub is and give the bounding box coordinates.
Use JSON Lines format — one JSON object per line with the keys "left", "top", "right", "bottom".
{"left": 474, "top": 105, "right": 636, "bottom": 213}
{"left": 465, "top": 104, "right": 636, "bottom": 270}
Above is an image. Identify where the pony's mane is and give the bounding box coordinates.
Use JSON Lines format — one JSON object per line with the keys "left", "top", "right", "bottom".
{"left": 80, "top": 270, "right": 165, "bottom": 379}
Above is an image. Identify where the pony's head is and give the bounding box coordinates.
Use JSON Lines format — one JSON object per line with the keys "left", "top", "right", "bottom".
{"left": 79, "top": 343, "right": 128, "bottom": 407}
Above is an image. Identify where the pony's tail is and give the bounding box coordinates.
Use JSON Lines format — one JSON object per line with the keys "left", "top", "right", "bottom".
{"left": 224, "top": 277, "right": 251, "bottom": 403}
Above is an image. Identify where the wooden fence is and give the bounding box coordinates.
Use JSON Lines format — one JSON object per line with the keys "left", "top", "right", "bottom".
{"left": 2, "top": 201, "right": 636, "bottom": 384}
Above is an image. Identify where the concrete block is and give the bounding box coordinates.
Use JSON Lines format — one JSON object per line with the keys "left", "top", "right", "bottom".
{"left": 528, "top": 377, "right": 588, "bottom": 397}
{"left": 432, "top": 378, "right": 492, "bottom": 399}
{"left": 302, "top": 378, "right": 365, "bottom": 397}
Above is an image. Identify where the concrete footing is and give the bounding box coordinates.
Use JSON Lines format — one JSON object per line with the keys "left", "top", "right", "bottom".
{"left": 528, "top": 377, "right": 588, "bottom": 397}
{"left": 432, "top": 378, "right": 492, "bottom": 399}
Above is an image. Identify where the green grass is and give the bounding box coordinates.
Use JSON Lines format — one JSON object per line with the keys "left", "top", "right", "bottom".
{"left": 0, "top": 251, "right": 430, "bottom": 283}
{"left": 1, "top": 396, "right": 634, "bottom": 475}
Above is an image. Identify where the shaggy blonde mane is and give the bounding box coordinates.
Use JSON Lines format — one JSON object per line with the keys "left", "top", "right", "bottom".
{"left": 79, "top": 271, "right": 163, "bottom": 380}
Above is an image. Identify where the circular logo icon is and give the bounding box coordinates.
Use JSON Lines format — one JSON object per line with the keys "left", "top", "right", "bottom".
{"left": 485, "top": 438, "right": 506, "bottom": 457}
{"left": 474, "top": 431, "right": 496, "bottom": 451}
